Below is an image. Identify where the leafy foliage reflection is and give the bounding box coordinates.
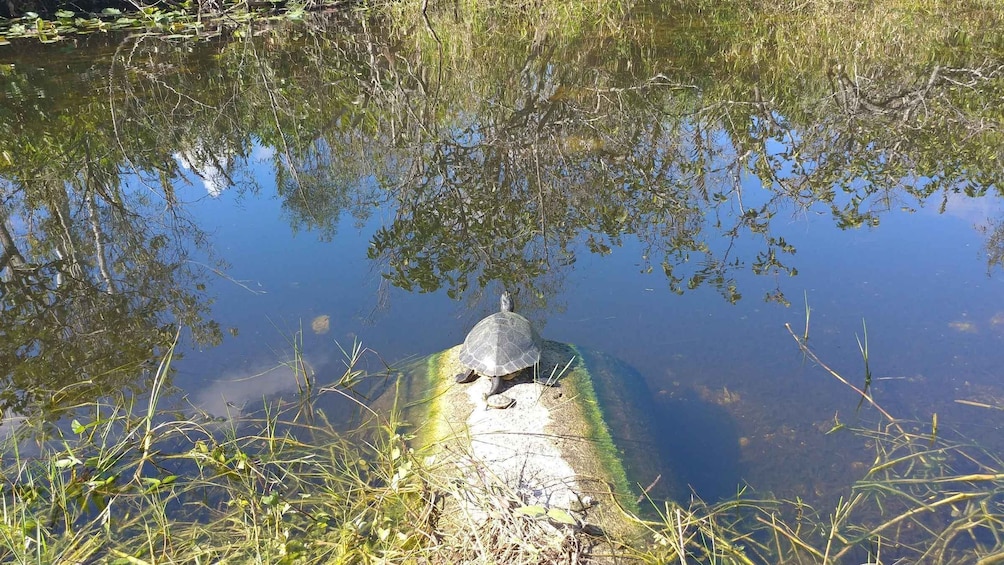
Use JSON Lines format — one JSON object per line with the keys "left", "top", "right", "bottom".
{"left": 1, "top": 4, "right": 1003, "bottom": 415}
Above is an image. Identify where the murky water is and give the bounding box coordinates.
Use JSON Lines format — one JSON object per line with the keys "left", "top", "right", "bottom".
{"left": 2, "top": 6, "right": 1003, "bottom": 505}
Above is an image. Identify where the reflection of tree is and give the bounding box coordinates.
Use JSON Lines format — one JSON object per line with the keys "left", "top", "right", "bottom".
{"left": 110, "top": 11, "right": 1003, "bottom": 313}
{"left": 982, "top": 219, "right": 1004, "bottom": 275}
{"left": 735, "top": 62, "right": 1004, "bottom": 228}
{"left": 353, "top": 31, "right": 796, "bottom": 305}
{"left": 367, "top": 60, "right": 579, "bottom": 301}
{"left": 3, "top": 7, "right": 1004, "bottom": 421}
{"left": 0, "top": 184, "right": 220, "bottom": 417}
{"left": 221, "top": 10, "right": 1004, "bottom": 308}
{"left": 0, "top": 42, "right": 223, "bottom": 419}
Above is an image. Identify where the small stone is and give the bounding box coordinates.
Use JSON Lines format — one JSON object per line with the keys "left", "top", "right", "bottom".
{"left": 310, "top": 315, "right": 330, "bottom": 334}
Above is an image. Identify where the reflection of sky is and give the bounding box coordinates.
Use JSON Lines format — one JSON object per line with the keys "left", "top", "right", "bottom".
{"left": 936, "top": 189, "right": 1003, "bottom": 226}
{"left": 169, "top": 141, "right": 1004, "bottom": 501}
{"left": 172, "top": 146, "right": 466, "bottom": 417}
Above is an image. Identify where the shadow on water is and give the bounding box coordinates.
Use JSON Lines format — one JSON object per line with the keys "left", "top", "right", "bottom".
{"left": 572, "top": 346, "right": 743, "bottom": 506}
{"left": 651, "top": 390, "right": 743, "bottom": 503}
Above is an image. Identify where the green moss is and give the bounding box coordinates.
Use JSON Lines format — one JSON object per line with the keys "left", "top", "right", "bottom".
{"left": 564, "top": 344, "right": 641, "bottom": 516}
{"left": 422, "top": 351, "right": 450, "bottom": 444}
{"left": 385, "top": 351, "right": 450, "bottom": 448}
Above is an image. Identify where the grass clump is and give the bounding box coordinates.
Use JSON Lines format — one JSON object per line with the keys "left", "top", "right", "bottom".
{"left": 626, "top": 420, "right": 1004, "bottom": 564}
{"left": 0, "top": 341, "right": 433, "bottom": 564}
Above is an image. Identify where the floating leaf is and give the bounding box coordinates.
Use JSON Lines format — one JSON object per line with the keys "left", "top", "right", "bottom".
{"left": 142, "top": 475, "right": 178, "bottom": 493}
{"left": 88, "top": 474, "right": 117, "bottom": 487}
{"left": 101, "top": 7, "right": 121, "bottom": 14}
{"left": 310, "top": 314, "right": 330, "bottom": 334}
{"left": 55, "top": 456, "right": 82, "bottom": 469}
{"left": 71, "top": 419, "right": 85, "bottom": 434}
{"left": 261, "top": 493, "right": 280, "bottom": 506}
{"left": 55, "top": 10, "right": 74, "bottom": 18}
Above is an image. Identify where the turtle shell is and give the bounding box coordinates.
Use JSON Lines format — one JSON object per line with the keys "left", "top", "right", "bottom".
{"left": 458, "top": 310, "right": 542, "bottom": 377}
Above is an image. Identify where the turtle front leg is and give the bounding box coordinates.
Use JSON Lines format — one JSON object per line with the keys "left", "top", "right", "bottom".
{"left": 455, "top": 369, "right": 477, "bottom": 384}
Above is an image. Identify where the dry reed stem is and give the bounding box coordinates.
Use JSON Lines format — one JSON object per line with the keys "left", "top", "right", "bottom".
{"left": 785, "top": 322, "right": 898, "bottom": 424}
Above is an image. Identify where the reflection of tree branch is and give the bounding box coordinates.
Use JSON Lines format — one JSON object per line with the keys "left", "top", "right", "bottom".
{"left": 109, "top": 35, "right": 178, "bottom": 200}
{"left": 587, "top": 73, "right": 698, "bottom": 95}
{"left": 251, "top": 41, "right": 318, "bottom": 227}
{"left": 533, "top": 144, "right": 549, "bottom": 265}
{"left": 0, "top": 207, "right": 26, "bottom": 272}
{"left": 86, "top": 190, "right": 116, "bottom": 295}
{"left": 52, "top": 185, "right": 85, "bottom": 285}
{"left": 981, "top": 219, "right": 1004, "bottom": 275}
{"left": 830, "top": 62, "right": 1004, "bottom": 125}
{"left": 186, "top": 260, "right": 267, "bottom": 295}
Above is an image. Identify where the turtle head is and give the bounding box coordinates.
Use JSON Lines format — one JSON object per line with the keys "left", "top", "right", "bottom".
{"left": 500, "top": 292, "right": 513, "bottom": 313}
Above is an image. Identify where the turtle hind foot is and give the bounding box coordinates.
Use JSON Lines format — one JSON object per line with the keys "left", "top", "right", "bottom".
{"left": 455, "top": 370, "right": 477, "bottom": 384}
{"left": 484, "top": 394, "right": 515, "bottom": 410}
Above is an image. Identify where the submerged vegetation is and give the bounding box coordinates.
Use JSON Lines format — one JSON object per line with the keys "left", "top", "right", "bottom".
{"left": 0, "top": 0, "right": 342, "bottom": 41}
{"left": 2, "top": 327, "right": 1003, "bottom": 563}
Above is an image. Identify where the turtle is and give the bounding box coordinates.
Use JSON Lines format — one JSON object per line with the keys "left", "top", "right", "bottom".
{"left": 454, "top": 292, "right": 543, "bottom": 408}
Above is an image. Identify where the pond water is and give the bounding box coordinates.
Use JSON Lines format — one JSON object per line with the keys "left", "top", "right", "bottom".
{"left": 2, "top": 6, "right": 1003, "bottom": 507}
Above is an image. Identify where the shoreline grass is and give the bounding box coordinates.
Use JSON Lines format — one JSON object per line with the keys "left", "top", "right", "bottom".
{"left": 2, "top": 328, "right": 1003, "bottom": 563}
